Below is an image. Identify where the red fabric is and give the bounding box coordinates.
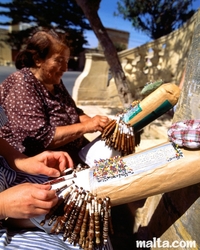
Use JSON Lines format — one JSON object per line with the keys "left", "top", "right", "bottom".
{"left": 168, "top": 120, "right": 200, "bottom": 149}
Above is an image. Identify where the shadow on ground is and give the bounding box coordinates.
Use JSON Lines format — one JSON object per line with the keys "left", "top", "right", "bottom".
{"left": 110, "top": 204, "right": 137, "bottom": 250}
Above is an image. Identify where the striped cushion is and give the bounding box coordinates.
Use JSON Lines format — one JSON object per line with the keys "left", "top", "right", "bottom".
{"left": 0, "top": 106, "right": 7, "bottom": 128}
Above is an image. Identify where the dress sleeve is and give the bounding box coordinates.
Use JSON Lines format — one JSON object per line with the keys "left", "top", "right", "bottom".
{"left": 76, "top": 106, "right": 85, "bottom": 116}
{"left": 1, "top": 78, "right": 55, "bottom": 155}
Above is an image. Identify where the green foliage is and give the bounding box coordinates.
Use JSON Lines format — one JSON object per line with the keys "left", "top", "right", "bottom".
{"left": 115, "top": 0, "right": 195, "bottom": 39}
{"left": 0, "top": 0, "right": 92, "bottom": 54}
{"left": 114, "top": 42, "right": 127, "bottom": 52}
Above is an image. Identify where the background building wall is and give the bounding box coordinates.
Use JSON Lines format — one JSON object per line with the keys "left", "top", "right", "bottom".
{"left": 98, "top": 27, "right": 130, "bottom": 51}
{"left": 0, "top": 28, "right": 12, "bottom": 66}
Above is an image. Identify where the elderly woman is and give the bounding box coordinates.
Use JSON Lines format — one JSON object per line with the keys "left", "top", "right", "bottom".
{"left": 0, "top": 30, "right": 109, "bottom": 165}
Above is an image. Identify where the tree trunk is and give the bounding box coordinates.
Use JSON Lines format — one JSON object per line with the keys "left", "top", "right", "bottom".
{"left": 75, "top": 0, "right": 133, "bottom": 107}
{"left": 173, "top": 9, "right": 200, "bottom": 123}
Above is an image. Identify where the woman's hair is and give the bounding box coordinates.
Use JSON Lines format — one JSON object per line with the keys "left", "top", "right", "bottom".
{"left": 15, "top": 29, "right": 68, "bottom": 70}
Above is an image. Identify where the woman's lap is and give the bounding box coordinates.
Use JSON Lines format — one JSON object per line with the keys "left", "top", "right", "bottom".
{"left": 0, "top": 228, "right": 79, "bottom": 250}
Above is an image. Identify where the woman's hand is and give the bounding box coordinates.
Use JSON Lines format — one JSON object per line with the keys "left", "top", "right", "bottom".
{"left": 82, "top": 115, "right": 110, "bottom": 133}
{"left": 15, "top": 151, "right": 74, "bottom": 177}
{"left": 0, "top": 183, "right": 58, "bottom": 219}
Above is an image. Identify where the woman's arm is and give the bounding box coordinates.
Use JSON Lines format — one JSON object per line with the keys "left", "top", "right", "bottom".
{"left": 79, "top": 113, "right": 92, "bottom": 122}
{"left": 48, "top": 115, "right": 110, "bottom": 149}
{"left": 0, "top": 137, "right": 26, "bottom": 169}
{"left": 0, "top": 138, "right": 73, "bottom": 176}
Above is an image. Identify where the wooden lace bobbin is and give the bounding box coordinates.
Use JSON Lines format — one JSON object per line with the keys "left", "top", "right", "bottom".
{"left": 40, "top": 179, "right": 75, "bottom": 227}
{"left": 55, "top": 184, "right": 70, "bottom": 195}
{"left": 100, "top": 101, "right": 140, "bottom": 156}
{"left": 128, "top": 126, "right": 135, "bottom": 154}
{"left": 114, "top": 122, "right": 121, "bottom": 150}
{"left": 87, "top": 199, "right": 95, "bottom": 250}
{"left": 63, "top": 186, "right": 74, "bottom": 205}
{"left": 49, "top": 186, "right": 75, "bottom": 233}
{"left": 103, "top": 210, "right": 109, "bottom": 245}
{"left": 112, "top": 117, "right": 120, "bottom": 144}
{"left": 67, "top": 191, "right": 86, "bottom": 244}
{"left": 55, "top": 184, "right": 76, "bottom": 231}
{"left": 50, "top": 214, "right": 62, "bottom": 234}
{"left": 102, "top": 197, "right": 110, "bottom": 245}
{"left": 63, "top": 186, "right": 79, "bottom": 212}
{"left": 63, "top": 189, "right": 83, "bottom": 240}
{"left": 121, "top": 131, "right": 125, "bottom": 152}
{"left": 108, "top": 205, "right": 114, "bottom": 235}
{"left": 79, "top": 202, "right": 90, "bottom": 248}
{"left": 124, "top": 129, "right": 131, "bottom": 155}
{"left": 129, "top": 128, "right": 135, "bottom": 153}
{"left": 102, "top": 118, "right": 119, "bottom": 149}
{"left": 117, "top": 123, "right": 134, "bottom": 155}
{"left": 94, "top": 197, "right": 102, "bottom": 246}
{"left": 116, "top": 123, "right": 123, "bottom": 152}
{"left": 69, "top": 191, "right": 89, "bottom": 245}
{"left": 54, "top": 186, "right": 75, "bottom": 233}
{"left": 120, "top": 123, "right": 128, "bottom": 153}
{"left": 42, "top": 173, "right": 113, "bottom": 249}
{"left": 101, "top": 119, "right": 116, "bottom": 139}
{"left": 125, "top": 132, "right": 130, "bottom": 154}
{"left": 40, "top": 197, "right": 64, "bottom": 227}
{"left": 54, "top": 187, "right": 79, "bottom": 234}
{"left": 51, "top": 186, "right": 76, "bottom": 234}
{"left": 84, "top": 236, "right": 89, "bottom": 250}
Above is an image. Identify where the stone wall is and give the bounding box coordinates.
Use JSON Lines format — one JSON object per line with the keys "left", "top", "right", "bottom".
{"left": 0, "top": 29, "right": 12, "bottom": 66}
{"left": 72, "top": 53, "right": 111, "bottom": 106}
{"left": 73, "top": 10, "right": 197, "bottom": 108}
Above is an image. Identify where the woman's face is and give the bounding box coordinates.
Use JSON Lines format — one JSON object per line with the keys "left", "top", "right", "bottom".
{"left": 37, "top": 46, "right": 70, "bottom": 86}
